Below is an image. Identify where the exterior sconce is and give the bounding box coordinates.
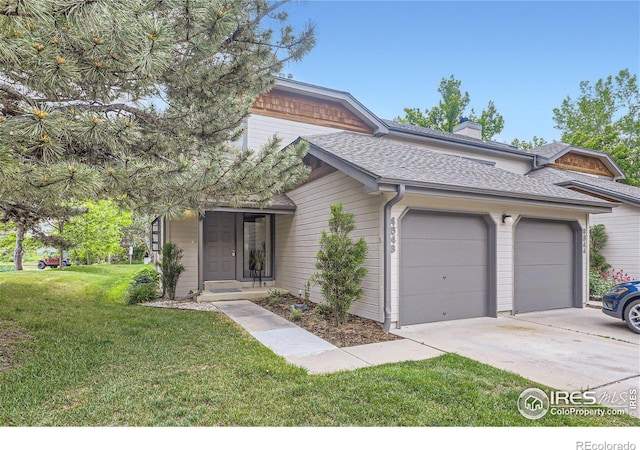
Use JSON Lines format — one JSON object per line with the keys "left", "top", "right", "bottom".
{"left": 502, "top": 214, "right": 514, "bottom": 225}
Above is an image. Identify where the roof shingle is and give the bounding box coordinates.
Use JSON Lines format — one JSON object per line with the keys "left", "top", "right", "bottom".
{"left": 382, "top": 119, "right": 526, "bottom": 154}
{"left": 302, "top": 132, "right": 612, "bottom": 208}
{"left": 527, "top": 167, "right": 640, "bottom": 206}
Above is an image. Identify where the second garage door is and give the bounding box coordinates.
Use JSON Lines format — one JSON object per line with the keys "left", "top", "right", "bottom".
{"left": 400, "top": 211, "right": 492, "bottom": 326}
{"left": 514, "top": 219, "right": 576, "bottom": 314}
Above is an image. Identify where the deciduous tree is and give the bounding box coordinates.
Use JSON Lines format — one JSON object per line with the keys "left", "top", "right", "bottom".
{"left": 61, "top": 200, "right": 132, "bottom": 264}
{"left": 553, "top": 69, "right": 640, "bottom": 185}
{"left": 510, "top": 136, "right": 548, "bottom": 150}
{"left": 398, "top": 75, "right": 504, "bottom": 141}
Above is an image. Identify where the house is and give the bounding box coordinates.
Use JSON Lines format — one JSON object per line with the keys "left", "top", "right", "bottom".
{"left": 525, "top": 142, "right": 640, "bottom": 279}
{"left": 155, "top": 78, "right": 616, "bottom": 330}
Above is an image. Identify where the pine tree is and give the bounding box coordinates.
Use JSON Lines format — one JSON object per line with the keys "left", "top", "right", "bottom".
{"left": 0, "top": 0, "right": 315, "bottom": 268}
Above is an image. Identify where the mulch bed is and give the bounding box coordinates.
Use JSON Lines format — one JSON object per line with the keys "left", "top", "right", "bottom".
{"left": 251, "top": 294, "right": 401, "bottom": 348}
{"left": 0, "top": 319, "right": 30, "bottom": 371}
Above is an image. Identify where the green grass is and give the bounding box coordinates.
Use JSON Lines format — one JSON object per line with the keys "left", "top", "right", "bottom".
{"left": 0, "top": 265, "right": 638, "bottom": 426}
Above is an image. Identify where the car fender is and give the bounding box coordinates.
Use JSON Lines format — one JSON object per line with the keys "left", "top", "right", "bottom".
{"left": 620, "top": 291, "right": 640, "bottom": 315}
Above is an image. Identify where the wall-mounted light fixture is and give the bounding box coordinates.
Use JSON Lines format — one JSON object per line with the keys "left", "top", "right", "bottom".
{"left": 502, "top": 214, "right": 514, "bottom": 225}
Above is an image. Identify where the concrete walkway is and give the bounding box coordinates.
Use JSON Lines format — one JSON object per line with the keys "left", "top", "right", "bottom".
{"left": 212, "top": 300, "right": 444, "bottom": 374}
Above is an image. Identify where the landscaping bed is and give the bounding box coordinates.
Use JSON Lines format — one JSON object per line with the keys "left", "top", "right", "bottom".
{"left": 251, "top": 293, "right": 401, "bottom": 348}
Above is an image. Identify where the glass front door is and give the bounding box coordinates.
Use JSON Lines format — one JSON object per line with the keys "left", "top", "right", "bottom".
{"left": 243, "top": 214, "right": 273, "bottom": 279}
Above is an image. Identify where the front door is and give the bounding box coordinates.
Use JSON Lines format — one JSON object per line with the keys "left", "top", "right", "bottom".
{"left": 204, "top": 212, "right": 236, "bottom": 280}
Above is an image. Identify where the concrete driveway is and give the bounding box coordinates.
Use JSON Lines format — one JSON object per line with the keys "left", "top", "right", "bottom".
{"left": 392, "top": 308, "right": 639, "bottom": 414}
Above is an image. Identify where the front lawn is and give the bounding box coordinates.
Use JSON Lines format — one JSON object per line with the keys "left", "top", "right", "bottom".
{"left": 0, "top": 265, "right": 637, "bottom": 426}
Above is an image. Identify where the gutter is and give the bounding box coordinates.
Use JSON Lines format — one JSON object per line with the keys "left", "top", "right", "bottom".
{"left": 383, "top": 184, "right": 405, "bottom": 333}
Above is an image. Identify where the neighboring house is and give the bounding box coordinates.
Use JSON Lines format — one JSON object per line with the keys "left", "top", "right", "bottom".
{"left": 156, "top": 78, "right": 616, "bottom": 330}
{"left": 526, "top": 143, "right": 640, "bottom": 279}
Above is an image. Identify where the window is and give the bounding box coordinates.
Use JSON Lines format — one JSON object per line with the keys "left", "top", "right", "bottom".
{"left": 243, "top": 214, "right": 273, "bottom": 278}
{"left": 151, "top": 218, "right": 160, "bottom": 252}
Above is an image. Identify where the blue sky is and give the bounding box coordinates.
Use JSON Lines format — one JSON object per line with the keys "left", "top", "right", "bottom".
{"left": 278, "top": 1, "right": 639, "bottom": 144}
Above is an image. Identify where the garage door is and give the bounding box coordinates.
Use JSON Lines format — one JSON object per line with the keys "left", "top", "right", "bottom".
{"left": 514, "top": 219, "right": 575, "bottom": 313}
{"left": 400, "top": 211, "right": 490, "bottom": 326}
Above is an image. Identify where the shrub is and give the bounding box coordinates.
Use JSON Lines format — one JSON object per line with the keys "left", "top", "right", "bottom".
{"left": 289, "top": 308, "right": 302, "bottom": 322}
{"left": 126, "top": 283, "right": 159, "bottom": 305}
{"left": 313, "top": 202, "right": 368, "bottom": 326}
{"left": 604, "top": 268, "right": 634, "bottom": 284}
{"left": 126, "top": 268, "right": 160, "bottom": 304}
{"left": 589, "top": 268, "right": 634, "bottom": 297}
{"left": 314, "top": 301, "right": 332, "bottom": 318}
{"left": 590, "top": 224, "right": 611, "bottom": 273}
{"left": 132, "top": 268, "right": 160, "bottom": 286}
{"left": 589, "top": 271, "right": 615, "bottom": 297}
{"left": 268, "top": 288, "right": 284, "bottom": 306}
{"left": 161, "top": 243, "right": 185, "bottom": 300}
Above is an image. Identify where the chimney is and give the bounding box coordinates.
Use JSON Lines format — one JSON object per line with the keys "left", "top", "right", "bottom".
{"left": 453, "top": 120, "right": 482, "bottom": 140}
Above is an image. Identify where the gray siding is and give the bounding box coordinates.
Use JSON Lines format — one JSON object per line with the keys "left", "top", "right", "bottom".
{"left": 246, "top": 114, "right": 342, "bottom": 151}
{"left": 591, "top": 204, "right": 640, "bottom": 279}
{"left": 275, "top": 171, "right": 383, "bottom": 321}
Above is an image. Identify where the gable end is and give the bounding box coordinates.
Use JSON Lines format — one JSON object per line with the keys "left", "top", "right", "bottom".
{"left": 552, "top": 152, "right": 614, "bottom": 178}
{"left": 251, "top": 89, "right": 374, "bottom": 134}
{"left": 299, "top": 154, "right": 338, "bottom": 186}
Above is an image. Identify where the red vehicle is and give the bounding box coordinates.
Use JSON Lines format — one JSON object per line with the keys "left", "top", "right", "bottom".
{"left": 37, "top": 257, "right": 71, "bottom": 270}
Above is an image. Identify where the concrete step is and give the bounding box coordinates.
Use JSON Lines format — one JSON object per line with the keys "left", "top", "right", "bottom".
{"left": 198, "top": 288, "right": 288, "bottom": 302}
{"left": 203, "top": 280, "right": 242, "bottom": 291}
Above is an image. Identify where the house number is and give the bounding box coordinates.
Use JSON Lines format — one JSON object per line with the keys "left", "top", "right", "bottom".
{"left": 390, "top": 216, "right": 397, "bottom": 253}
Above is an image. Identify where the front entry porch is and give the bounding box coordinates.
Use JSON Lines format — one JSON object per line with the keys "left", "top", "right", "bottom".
{"left": 201, "top": 210, "right": 275, "bottom": 286}
{"left": 198, "top": 208, "right": 291, "bottom": 302}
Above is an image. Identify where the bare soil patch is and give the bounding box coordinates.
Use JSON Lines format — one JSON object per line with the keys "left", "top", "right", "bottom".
{"left": 251, "top": 294, "right": 401, "bottom": 348}
{"left": 0, "top": 319, "right": 30, "bottom": 371}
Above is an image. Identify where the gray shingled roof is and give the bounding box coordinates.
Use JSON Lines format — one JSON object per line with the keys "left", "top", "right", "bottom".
{"left": 382, "top": 119, "right": 527, "bottom": 155}
{"left": 302, "top": 132, "right": 612, "bottom": 208}
{"left": 527, "top": 167, "right": 640, "bottom": 206}
{"left": 522, "top": 142, "right": 571, "bottom": 158}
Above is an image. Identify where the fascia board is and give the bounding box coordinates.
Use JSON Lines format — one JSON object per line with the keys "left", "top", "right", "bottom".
{"left": 555, "top": 180, "right": 640, "bottom": 207}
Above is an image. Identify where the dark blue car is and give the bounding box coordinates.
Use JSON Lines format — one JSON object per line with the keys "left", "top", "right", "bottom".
{"left": 602, "top": 281, "right": 640, "bottom": 334}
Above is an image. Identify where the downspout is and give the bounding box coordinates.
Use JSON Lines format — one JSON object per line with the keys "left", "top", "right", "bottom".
{"left": 383, "top": 184, "right": 405, "bottom": 333}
